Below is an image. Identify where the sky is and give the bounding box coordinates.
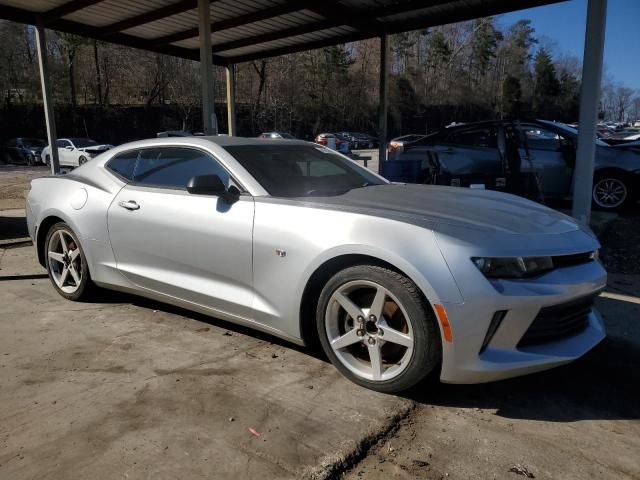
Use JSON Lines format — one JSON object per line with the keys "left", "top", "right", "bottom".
{"left": 499, "top": 0, "right": 640, "bottom": 89}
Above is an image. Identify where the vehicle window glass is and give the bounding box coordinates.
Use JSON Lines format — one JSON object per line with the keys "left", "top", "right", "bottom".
{"left": 106, "top": 150, "right": 138, "bottom": 181}
{"left": 133, "top": 147, "right": 230, "bottom": 190}
{"left": 448, "top": 128, "right": 497, "bottom": 148}
{"left": 56, "top": 139, "right": 71, "bottom": 148}
{"left": 22, "top": 138, "right": 46, "bottom": 148}
{"left": 224, "top": 144, "right": 385, "bottom": 197}
{"left": 518, "top": 125, "right": 566, "bottom": 151}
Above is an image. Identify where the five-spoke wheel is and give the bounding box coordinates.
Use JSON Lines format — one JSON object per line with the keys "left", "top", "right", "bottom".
{"left": 45, "top": 222, "right": 92, "bottom": 300}
{"left": 317, "top": 265, "right": 440, "bottom": 393}
{"left": 325, "top": 280, "right": 414, "bottom": 382}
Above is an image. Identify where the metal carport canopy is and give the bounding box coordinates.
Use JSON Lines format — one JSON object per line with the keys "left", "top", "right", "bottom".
{"left": 0, "top": 0, "right": 566, "bottom": 65}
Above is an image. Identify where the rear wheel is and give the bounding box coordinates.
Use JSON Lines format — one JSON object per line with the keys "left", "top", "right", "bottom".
{"left": 592, "top": 173, "right": 632, "bottom": 211}
{"left": 44, "top": 222, "right": 93, "bottom": 301}
{"left": 316, "top": 265, "right": 440, "bottom": 393}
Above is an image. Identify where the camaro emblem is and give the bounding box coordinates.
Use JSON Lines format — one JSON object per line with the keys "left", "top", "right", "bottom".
{"left": 275, "top": 249, "right": 286, "bottom": 257}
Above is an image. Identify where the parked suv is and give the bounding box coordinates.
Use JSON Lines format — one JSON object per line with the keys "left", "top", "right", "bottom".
{"left": 393, "top": 120, "right": 640, "bottom": 210}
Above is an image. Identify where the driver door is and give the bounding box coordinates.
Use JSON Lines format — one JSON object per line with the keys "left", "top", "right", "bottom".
{"left": 517, "top": 124, "right": 573, "bottom": 196}
{"left": 107, "top": 146, "right": 255, "bottom": 319}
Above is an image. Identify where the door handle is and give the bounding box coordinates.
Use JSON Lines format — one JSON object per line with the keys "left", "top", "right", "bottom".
{"left": 118, "top": 200, "right": 140, "bottom": 211}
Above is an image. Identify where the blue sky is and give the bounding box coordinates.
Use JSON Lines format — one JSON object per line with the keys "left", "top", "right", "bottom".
{"left": 500, "top": 0, "right": 639, "bottom": 89}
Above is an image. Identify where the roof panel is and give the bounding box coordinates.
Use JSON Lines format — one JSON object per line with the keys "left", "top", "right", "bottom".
{"left": 220, "top": 25, "right": 357, "bottom": 57}
{"left": 0, "top": 0, "right": 63, "bottom": 13}
{"left": 65, "top": 0, "right": 178, "bottom": 27}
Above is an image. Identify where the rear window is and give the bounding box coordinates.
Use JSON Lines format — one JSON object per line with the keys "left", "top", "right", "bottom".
{"left": 447, "top": 128, "right": 497, "bottom": 148}
{"left": 224, "top": 144, "right": 385, "bottom": 197}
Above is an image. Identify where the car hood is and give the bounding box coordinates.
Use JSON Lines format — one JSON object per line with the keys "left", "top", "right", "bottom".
{"left": 295, "top": 184, "right": 580, "bottom": 235}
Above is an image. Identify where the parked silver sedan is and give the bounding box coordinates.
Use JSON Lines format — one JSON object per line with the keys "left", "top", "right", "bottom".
{"left": 26, "top": 137, "right": 606, "bottom": 392}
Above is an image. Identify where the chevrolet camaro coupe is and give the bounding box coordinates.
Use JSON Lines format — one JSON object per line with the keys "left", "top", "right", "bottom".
{"left": 26, "top": 137, "right": 607, "bottom": 393}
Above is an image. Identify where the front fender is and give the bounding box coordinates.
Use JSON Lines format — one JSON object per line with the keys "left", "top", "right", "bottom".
{"left": 295, "top": 239, "right": 463, "bottom": 312}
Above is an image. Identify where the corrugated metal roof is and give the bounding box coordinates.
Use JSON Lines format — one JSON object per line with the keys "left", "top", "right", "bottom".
{"left": 0, "top": 0, "right": 567, "bottom": 64}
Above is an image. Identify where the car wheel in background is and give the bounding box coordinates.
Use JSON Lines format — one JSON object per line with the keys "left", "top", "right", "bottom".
{"left": 316, "top": 264, "right": 441, "bottom": 393}
{"left": 78, "top": 156, "right": 88, "bottom": 166}
{"left": 44, "top": 222, "right": 94, "bottom": 301}
{"left": 26, "top": 154, "right": 34, "bottom": 166}
{"left": 45, "top": 155, "right": 50, "bottom": 167}
{"left": 592, "top": 173, "right": 632, "bottom": 211}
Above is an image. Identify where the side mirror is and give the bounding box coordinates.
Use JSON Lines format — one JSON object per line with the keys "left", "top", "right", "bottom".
{"left": 186, "top": 174, "right": 239, "bottom": 203}
{"left": 65, "top": 146, "right": 74, "bottom": 151}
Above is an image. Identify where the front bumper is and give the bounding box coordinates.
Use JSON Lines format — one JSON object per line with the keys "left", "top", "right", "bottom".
{"left": 438, "top": 259, "right": 607, "bottom": 383}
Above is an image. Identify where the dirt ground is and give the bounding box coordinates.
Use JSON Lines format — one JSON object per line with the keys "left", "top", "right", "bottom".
{"left": 0, "top": 165, "right": 49, "bottom": 210}
{"left": 1, "top": 165, "right": 639, "bottom": 479}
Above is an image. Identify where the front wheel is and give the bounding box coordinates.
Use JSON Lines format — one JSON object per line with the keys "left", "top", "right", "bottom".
{"left": 316, "top": 265, "right": 441, "bottom": 393}
{"left": 45, "top": 155, "right": 51, "bottom": 167}
{"left": 78, "top": 156, "right": 88, "bottom": 166}
{"left": 592, "top": 174, "right": 632, "bottom": 211}
{"left": 44, "top": 222, "right": 93, "bottom": 301}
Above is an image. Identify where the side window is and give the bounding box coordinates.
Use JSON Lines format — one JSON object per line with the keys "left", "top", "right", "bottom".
{"left": 106, "top": 150, "right": 138, "bottom": 181}
{"left": 448, "top": 128, "right": 497, "bottom": 148}
{"left": 133, "top": 147, "right": 231, "bottom": 190}
{"left": 518, "top": 125, "right": 567, "bottom": 151}
{"left": 56, "top": 139, "right": 71, "bottom": 148}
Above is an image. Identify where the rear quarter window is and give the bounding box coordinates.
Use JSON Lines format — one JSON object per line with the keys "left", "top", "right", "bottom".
{"left": 106, "top": 150, "right": 138, "bottom": 181}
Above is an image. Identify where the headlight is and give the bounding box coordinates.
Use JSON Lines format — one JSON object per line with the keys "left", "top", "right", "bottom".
{"left": 471, "top": 256, "right": 554, "bottom": 278}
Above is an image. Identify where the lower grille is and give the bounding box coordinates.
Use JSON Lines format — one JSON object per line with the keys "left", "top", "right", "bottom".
{"left": 518, "top": 294, "right": 596, "bottom": 348}
{"left": 552, "top": 251, "right": 594, "bottom": 269}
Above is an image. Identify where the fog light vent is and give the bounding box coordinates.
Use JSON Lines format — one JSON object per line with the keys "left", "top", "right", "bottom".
{"left": 479, "top": 310, "right": 507, "bottom": 354}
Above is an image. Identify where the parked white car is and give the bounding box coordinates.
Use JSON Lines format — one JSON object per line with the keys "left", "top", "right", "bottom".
{"left": 42, "top": 138, "right": 113, "bottom": 168}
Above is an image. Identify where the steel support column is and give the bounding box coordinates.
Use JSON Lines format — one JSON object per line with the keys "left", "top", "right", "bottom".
{"left": 198, "top": 0, "right": 216, "bottom": 134}
{"left": 226, "top": 64, "right": 236, "bottom": 136}
{"left": 572, "top": 0, "right": 607, "bottom": 224}
{"left": 35, "top": 23, "right": 59, "bottom": 175}
{"left": 378, "top": 34, "right": 389, "bottom": 167}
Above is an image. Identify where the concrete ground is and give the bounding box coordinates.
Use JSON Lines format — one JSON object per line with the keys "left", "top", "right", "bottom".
{"left": 0, "top": 242, "right": 412, "bottom": 479}
{"left": 1, "top": 164, "right": 639, "bottom": 479}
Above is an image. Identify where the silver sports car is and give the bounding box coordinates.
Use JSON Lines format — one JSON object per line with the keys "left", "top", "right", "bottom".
{"left": 26, "top": 137, "right": 607, "bottom": 392}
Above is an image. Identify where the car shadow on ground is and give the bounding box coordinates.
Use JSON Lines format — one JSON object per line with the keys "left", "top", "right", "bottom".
{"left": 0, "top": 214, "right": 28, "bottom": 240}
{"left": 85, "top": 288, "right": 639, "bottom": 423}
{"left": 85, "top": 287, "right": 328, "bottom": 361}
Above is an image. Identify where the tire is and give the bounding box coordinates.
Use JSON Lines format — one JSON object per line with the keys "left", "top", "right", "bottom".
{"left": 45, "top": 155, "right": 51, "bottom": 167}
{"left": 592, "top": 173, "right": 632, "bottom": 211}
{"left": 316, "top": 264, "right": 441, "bottom": 393}
{"left": 78, "top": 156, "right": 88, "bottom": 166}
{"left": 44, "top": 222, "right": 94, "bottom": 301}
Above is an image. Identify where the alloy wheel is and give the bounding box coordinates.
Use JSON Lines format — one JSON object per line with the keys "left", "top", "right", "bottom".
{"left": 47, "top": 229, "right": 84, "bottom": 294}
{"left": 593, "top": 177, "right": 627, "bottom": 209}
{"left": 325, "top": 280, "right": 414, "bottom": 381}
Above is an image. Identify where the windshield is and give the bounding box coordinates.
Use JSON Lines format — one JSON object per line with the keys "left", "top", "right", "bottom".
{"left": 539, "top": 121, "right": 609, "bottom": 147}
{"left": 224, "top": 144, "right": 386, "bottom": 197}
{"left": 280, "top": 133, "right": 295, "bottom": 139}
{"left": 21, "top": 138, "right": 46, "bottom": 148}
{"left": 70, "top": 138, "right": 98, "bottom": 148}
